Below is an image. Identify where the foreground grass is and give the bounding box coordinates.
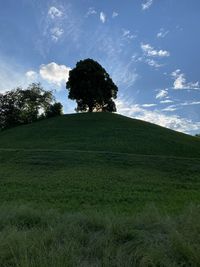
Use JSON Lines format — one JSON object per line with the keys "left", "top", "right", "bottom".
{"left": 0, "top": 114, "right": 200, "bottom": 265}
{"left": 0, "top": 204, "right": 199, "bottom": 267}
{"left": 0, "top": 150, "right": 200, "bottom": 214}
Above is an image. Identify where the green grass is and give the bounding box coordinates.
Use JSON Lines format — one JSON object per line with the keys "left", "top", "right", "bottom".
{"left": 0, "top": 204, "right": 199, "bottom": 267}
{"left": 0, "top": 112, "right": 200, "bottom": 266}
{"left": 0, "top": 112, "right": 200, "bottom": 157}
{"left": 0, "top": 150, "right": 200, "bottom": 214}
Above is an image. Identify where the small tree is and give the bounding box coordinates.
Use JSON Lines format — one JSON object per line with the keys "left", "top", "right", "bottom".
{"left": 66, "top": 58, "right": 118, "bottom": 112}
{"left": 0, "top": 83, "right": 63, "bottom": 129}
{"left": 0, "top": 90, "right": 21, "bottom": 129}
{"left": 46, "top": 102, "right": 63, "bottom": 118}
{"left": 20, "top": 83, "right": 54, "bottom": 123}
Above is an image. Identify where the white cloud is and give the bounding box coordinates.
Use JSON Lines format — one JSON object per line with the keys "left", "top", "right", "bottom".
{"left": 39, "top": 62, "right": 71, "bottom": 87}
{"left": 156, "top": 89, "right": 168, "bottom": 99}
{"left": 100, "top": 12, "right": 106, "bottom": 23}
{"left": 157, "top": 28, "right": 169, "bottom": 38}
{"left": 86, "top": 7, "right": 97, "bottom": 17}
{"left": 142, "top": 103, "right": 157, "bottom": 107}
{"left": 48, "top": 6, "right": 63, "bottom": 19}
{"left": 174, "top": 74, "right": 186, "bottom": 89}
{"left": 172, "top": 69, "right": 200, "bottom": 90}
{"left": 142, "top": 0, "right": 153, "bottom": 10}
{"left": 140, "top": 43, "right": 169, "bottom": 68}
{"left": 112, "top": 11, "right": 119, "bottom": 18}
{"left": 50, "top": 27, "right": 64, "bottom": 41}
{"left": 160, "top": 99, "right": 173, "bottom": 104}
{"left": 25, "top": 70, "right": 38, "bottom": 80}
{"left": 162, "top": 105, "right": 177, "bottom": 112}
{"left": 141, "top": 43, "right": 170, "bottom": 57}
{"left": 181, "top": 101, "right": 200, "bottom": 106}
{"left": 116, "top": 98, "right": 200, "bottom": 133}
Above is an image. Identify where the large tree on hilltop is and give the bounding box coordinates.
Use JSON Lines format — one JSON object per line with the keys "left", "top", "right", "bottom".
{"left": 66, "top": 58, "right": 118, "bottom": 112}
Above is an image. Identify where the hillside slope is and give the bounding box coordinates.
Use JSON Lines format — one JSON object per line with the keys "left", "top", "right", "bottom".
{"left": 0, "top": 112, "right": 200, "bottom": 215}
{"left": 0, "top": 112, "right": 200, "bottom": 158}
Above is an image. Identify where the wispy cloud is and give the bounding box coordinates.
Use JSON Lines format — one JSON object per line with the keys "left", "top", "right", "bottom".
{"left": 83, "top": 27, "right": 138, "bottom": 90}
{"left": 40, "top": 3, "right": 82, "bottom": 50}
{"left": 140, "top": 43, "right": 170, "bottom": 68}
{"left": 50, "top": 27, "right": 64, "bottom": 42}
{"left": 162, "top": 105, "right": 177, "bottom": 112}
{"left": 142, "top": 0, "right": 153, "bottom": 10}
{"left": 122, "top": 29, "right": 136, "bottom": 40}
{"left": 160, "top": 99, "right": 173, "bottom": 104}
{"left": 141, "top": 103, "right": 157, "bottom": 107}
{"left": 162, "top": 101, "right": 200, "bottom": 113}
{"left": 100, "top": 12, "right": 106, "bottom": 23}
{"left": 145, "top": 58, "right": 162, "bottom": 68}
{"left": 86, "top": 7, "right": 97, "bottom": 17}
{"left": 157, "top": 28, "right": 169, "bottom": 38}
{"left": 180, "top": 101, "right": 200, "bottom": 106}
{"left": 117, "top": 98, "right": 200, "bottom": 133}
{"left": 141, "top": 43, "right": 170, "bottom": 57}
{"left": 112, "top": 11, "right": 119, "bottom": 18}
{"left": 42, "top": 5, "right": 65, "bottom": 43}
{"left": 48, "top": 6, "right": 63, "bottom": 19}
{"left": 171, "top": 69, "right": 200, "bottom": 90}
{"left": 111, "top": 63, "right": 138, "bottom": 89}
{"left": 156, "top": 89, "right": 168, "bottom": 99}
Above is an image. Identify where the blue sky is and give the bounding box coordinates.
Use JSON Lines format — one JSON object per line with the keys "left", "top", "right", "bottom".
{"left": 0, "top": 0, "right": 200, "bottom": 134}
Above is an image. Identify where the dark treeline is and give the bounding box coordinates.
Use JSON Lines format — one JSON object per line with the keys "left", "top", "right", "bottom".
{"left": 0, "top": 83, "right": 63, "bottom": 130}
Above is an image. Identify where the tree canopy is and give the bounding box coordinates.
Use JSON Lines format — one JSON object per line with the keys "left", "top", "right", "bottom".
{"left": 0, "top": 83, "right": 63, "bottom": 130}
{"left": 66, "top": 58, "right": 118, "bottom": 112}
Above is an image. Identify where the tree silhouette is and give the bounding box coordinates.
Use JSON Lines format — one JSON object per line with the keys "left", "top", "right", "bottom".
{"left": 0, "top": 83, "right": 63, "bottom": 129}
{"left": 66, "top": 59, "right": 118, "bottom": 112}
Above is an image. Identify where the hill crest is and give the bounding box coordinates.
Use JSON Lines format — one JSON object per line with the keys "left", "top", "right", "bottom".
{"left": 0, "top": 112, "right": 199, "bottom": 158}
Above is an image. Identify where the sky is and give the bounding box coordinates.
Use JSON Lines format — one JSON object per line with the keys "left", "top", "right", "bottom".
{"left": 0, "top": 0, "right": 200, "bottom": 135}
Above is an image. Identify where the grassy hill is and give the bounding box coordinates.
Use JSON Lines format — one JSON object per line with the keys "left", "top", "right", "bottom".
{"left": 0, "top": 113, "right": 200, "bottom": 266}
{"left": 0, "top": 112, "right": 200, "bottom": 213}
{"left": 1, "top": 112, "right": 200, "bottom": 157}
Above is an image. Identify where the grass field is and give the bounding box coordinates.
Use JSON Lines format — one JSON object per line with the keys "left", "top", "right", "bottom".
{"left": 0, "top": 204, "right": 199, "bottom": 267}
{"left": 0, "top": 113, "right": 200, "bottom": 266}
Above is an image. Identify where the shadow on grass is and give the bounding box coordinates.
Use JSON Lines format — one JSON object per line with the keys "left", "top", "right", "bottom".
{"left": 0, "top": 204, "right": 199, "bottom": 267}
